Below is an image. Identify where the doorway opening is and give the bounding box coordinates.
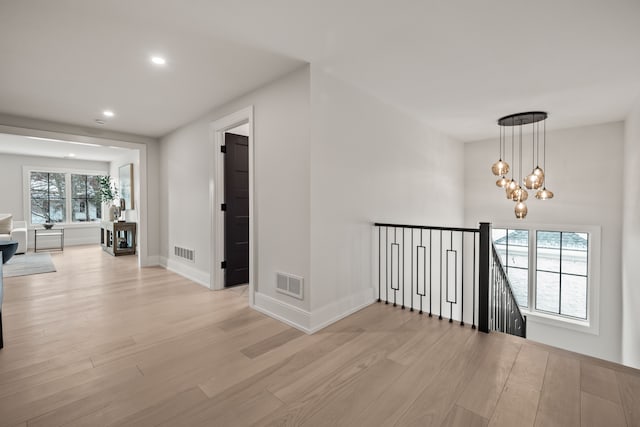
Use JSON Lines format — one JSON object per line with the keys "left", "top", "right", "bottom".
{"left": 210, "top": 106, "right": 255, "bottom": 306}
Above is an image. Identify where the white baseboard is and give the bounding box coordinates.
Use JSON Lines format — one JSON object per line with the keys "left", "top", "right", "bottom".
{"left": 309, "top": 288, "right": 375, "bottom": 333}
{"left": 254, "top": 292, "right": 312, "bottom": 333}
{"left": 159, "top": 256, "right": 210, "bottom": 289}
{"left": 253, "top": 287, "right": 376, "bottom": 334}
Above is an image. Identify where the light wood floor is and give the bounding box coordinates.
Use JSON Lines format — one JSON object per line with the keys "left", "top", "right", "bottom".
{"left": 1, "top": 246, "right": 639, "bottom": 427}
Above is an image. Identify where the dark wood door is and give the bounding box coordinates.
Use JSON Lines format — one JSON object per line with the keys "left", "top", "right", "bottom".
{"left": 224, "top": 132, "right": 249, "bottom": 287}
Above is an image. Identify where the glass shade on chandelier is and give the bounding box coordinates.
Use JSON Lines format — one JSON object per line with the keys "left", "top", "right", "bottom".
{"left": 505, "top": 179, "right": 519, "bottom": 199}
{"left": 515, "top": 202, "right": 528, "bottom": 219}
{"left": 492, "top": 111, "right": 554, "bottom": 219}
{"left": 524, "top": 166, "right": 544, "bottom": 190}
{"left": 491, "top": 159, "right": 510, "bottom": 176}
{"left": 535, "top": 187, "right": 554, "bottom": 200}
{"left": 511, "top": 187, "right": 528, "bottom": 202}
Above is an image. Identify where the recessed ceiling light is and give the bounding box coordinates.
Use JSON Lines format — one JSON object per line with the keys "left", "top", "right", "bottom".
{"left": 151, "top": 56, "right": 166, "bottom": 65}
{"left": 95, "top": 119, "right": 105, "bottom": 125}
{"left": 68, "top": 153, "right": 75, "bottom": 157}
{"left": 103, "top": 110, "right": 115, "bottom": 118}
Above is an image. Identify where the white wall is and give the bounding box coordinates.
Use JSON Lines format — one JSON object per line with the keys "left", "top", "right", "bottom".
{"left": 622, "top": 101, "right": 640, "bottom": 369}
{"left": 464, "top": 121, "right": 624, "bottom": 363}
{"left": 308, "top": 67, "right": 465, "bottom": 324}
{"left": 0, "top": 152, "right": 109, "bottom": 247}
{"left": 159, "top": 66, "right": 311, "bottom": 307}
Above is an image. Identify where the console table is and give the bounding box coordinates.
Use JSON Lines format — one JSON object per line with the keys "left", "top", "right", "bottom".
{"left": 100, "top": 222, "right": 136, "bottom": 256}
{"left": 34, "top": 227, "right": 64, "bottom": 252}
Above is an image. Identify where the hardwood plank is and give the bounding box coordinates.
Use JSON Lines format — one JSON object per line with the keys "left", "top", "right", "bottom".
{"left": 456, "top": 334, "right": 521, "bottom": 419}
{"left": 1, "top": 365, "right": 142, "bottom": 426}
{"left": 160, "top": 389, "right": 283, "bottom": 427}
{"left": 534, "top": 353, "right": 581, "bottom": 427}
{"left": 508, "top": 343, "right": 549, "bottom": 392}
{"left": 580, "top": 391, "right": 626, "bottom": 427}
{"left": 241, "top": 328, "right": 305, "bottom": 359}
{"left": 617, "top": 370, "right": 640, "bottom": 427}
{"left": 116, "top": 387, "right": 210, "bottom": 427}
{"left": 442, "top": 404, "right": 489, "bottom": 427}
{"left": 581, "top": 361, "right": 622, "bottom": 404}
{"left": 488, "top": 382, "right": 540, "bottom": 427}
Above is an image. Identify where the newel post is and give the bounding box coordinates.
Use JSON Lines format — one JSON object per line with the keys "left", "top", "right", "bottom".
{"left": 478, "top": 222, "right": 491, "bottom": 333}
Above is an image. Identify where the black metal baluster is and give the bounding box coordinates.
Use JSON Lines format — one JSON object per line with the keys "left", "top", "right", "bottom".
{"left": 449, "top": 231, "right": 454, "bottom": 323}
{"left": 478, "top": 223, "right": 490, "bottom": 333}
{"left": 410, "top": 229, "right": 414, "bottom": 312}
{"left": 429, "top": 230, "right": 432, "bottom": 317}
{"left": 439, "top": 230, "right": 443, "bottom": 320}
{"left": 419, "top": 229, "right": 424, "bottom": 315}
{"left": 472, "top": 232, "right": 476, "bottom": 329}
{"left": 394, "top": 227, "right": 397, "bottom": 307}
{"left": 378, "top": 226, "right": 381, "bottom": 302}
{"left": 402, "top": 227, "right": 405, "bottom": 309}
{"left": 385, "top": 227, "right": 389, "bottom": 304}
{"left": 461, "top": 232, "right": 465, "bottom": 326}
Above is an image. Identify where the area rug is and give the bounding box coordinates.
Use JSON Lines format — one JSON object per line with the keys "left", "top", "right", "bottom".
{"left": 2, "top": 253, "right": 56, "bottom": 277}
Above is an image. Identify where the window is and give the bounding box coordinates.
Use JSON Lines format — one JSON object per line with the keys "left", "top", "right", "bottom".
{"left": 30, "top": 172, "right": 66, "bottom": 224}
{"left": 492, "top": 228, "right": 528, "bottom": 307}
{"left": 71, "top": 174, "right": 102, "bottom": 222}
{"left": 26, "top": 169, "right": 105, "bottom": 225}
{"left": 536, "top": 231, "right": 588, "bottom": 319}
{"left": 493, "top": 226, "right": 596, "bottom": 326}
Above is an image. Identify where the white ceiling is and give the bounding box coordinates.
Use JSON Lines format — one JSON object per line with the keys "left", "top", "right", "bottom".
{"left": 1, "top": 0, "right": 639, "bottom": 142}
{"left": 0, "top": 133, "right": 131, "bottom": 162}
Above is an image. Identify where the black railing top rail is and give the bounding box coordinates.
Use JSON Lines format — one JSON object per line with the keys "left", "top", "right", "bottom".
{"left": 374, "top": 222, "right": 481, "bottom": 233}
{"left": 491, "top": 242, "right": 527, "bottom": 322}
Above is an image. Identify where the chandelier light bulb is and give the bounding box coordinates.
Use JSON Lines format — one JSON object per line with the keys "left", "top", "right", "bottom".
{"left": 535, "top": 187, "right": 554, "bottom": 200}
{"left": 533, "top": 166, "right": 544, "bottom": 188}
{"left": 491, "top": 159, "right": 510, "bottom": 176}
{"left": 505, "top": 179, "right": 518, "bottom": 199}
{"left": 523, "top": 173, "right": 537, "bottom": 190}
{"left": 512, "top": 187, "right": 528, "bottom": 202}
{"left": 515, "top": 201, "right": 528, "bottom": 219}
{"left": 496, "top": 176, "right": 509, "bottom": 188}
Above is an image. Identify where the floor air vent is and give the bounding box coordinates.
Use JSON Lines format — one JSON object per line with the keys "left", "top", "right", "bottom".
{"left": 276, "top": 272, "right": 304, "bottom": 300}
{"left": 174, "top": 246, "right": 195, "bottom": 262}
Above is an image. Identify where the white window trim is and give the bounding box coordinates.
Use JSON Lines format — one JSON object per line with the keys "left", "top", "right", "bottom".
{"left": 23, "top": 166, "right": 109, "bottom": 227}
{"left": 494, "top": 222, "right": 601, "bottom": 336}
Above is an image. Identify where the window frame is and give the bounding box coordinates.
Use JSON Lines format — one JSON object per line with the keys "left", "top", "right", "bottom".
{"left": 23, "top": 166, "right": 108, "bottom": 228}
{"left": 70, "top": 174, "right": 102, "bottom": 223}
{"left": 493, "top": 223, "right": 601, "bottom": 335}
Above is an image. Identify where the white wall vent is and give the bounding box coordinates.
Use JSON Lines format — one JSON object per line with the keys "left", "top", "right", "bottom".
{"left": 174, "top": 246, "right": 195, "bottom": 263}
{"left": 276, "top": 272, "right": 304, "bottom": 300}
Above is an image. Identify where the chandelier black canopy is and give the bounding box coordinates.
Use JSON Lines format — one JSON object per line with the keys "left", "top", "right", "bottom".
{"left": 491, "top": 111, "right": 554, "bottom": 219}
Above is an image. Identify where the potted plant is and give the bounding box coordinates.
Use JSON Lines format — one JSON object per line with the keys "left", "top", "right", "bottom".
{"left": 43, "top": 213, "right": 54, "bottom": 229}
{"left": 96, "top": 176, "right": 119, "bottom": 222}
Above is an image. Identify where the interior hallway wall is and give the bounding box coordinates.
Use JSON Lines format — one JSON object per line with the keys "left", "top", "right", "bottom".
{"left": 308, "top": 66, "right": 465, "bottom": 327}
{"left": 622, "top": 100, "right": 640, "bottom": 369}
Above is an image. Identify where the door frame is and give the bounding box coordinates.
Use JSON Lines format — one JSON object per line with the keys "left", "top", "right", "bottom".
{"left": 0, "top": 123, "right": 150, "bottom": 268}
{"left": 209, "top": 106, "right": 255, "bottom": 306}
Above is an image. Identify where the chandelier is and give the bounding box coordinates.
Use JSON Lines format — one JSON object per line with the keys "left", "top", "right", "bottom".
{"left": 491, "top": 111, "right": 554, "bottom": 219}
